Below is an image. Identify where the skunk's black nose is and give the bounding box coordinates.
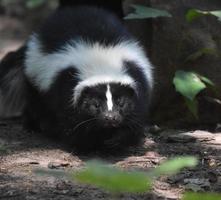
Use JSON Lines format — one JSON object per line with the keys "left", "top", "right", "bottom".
{"left": 103, "top": 112, "right": 122, "bottom": 127}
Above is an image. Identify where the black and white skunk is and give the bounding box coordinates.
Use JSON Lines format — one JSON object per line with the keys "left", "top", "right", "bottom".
{"left": 0, "top": 5, "right": 153, "bottom": 152}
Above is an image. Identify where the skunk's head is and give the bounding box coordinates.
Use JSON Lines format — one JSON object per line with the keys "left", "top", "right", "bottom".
{"left": 76, "top": 83, "right": 138, "bottom": 128}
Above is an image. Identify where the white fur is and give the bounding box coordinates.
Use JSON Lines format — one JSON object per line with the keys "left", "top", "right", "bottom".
{"left": 25, "top": 35, "right": 153, "bottom": 103}
{"left": 106, "top": 84, "right": 113, "bottom": 111}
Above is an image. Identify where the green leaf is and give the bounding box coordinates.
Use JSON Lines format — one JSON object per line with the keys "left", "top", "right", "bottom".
{"left": 125, "top": 4, "right": 172, "bottom": 20}
{"left": 26, "top": 0, "right": 45, "bottom": 8}
{"left": 173, "top": 71, "right": 215, "bottom": 119}
{"left": 185, "top": 98, "right": 199, "bottom": 119}
{"left": 186, "top": 9, "right": 221, "bottom": 22}
{"left": 183, "top": 192, "right": 221, "bottom": 200}
{"left": 197, "top": 75, "right": 215, "bottom": 87}
{"left": 173, "top": 71, "right": 206, "bottom": 101}
{"left": 73, "top": 161, "right": 151, "bottom": 193}
{"left": 198, "top": 74, "right": 218, "bottom": 96}
{"left": 210, "top": 10, "right": 221, "bottom": 21}
{"left": 186, "top": 9, "right": 205, "bottom": 22}
{"left": 153, "top": 157, "right": 198, "bottom": 177}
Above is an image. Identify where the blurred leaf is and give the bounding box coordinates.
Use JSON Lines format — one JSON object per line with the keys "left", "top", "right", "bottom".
{"left": 153, "top": 157, "right": 198, "bottom": 177}
{"left": 211, "top": 10, "right": 221, "bottom": 21}
{"left": 125, "top": 4, "right": 172, "bottom": 19}
{"left": 35, "top": 157, "right": 198, "bottom": 195}
{"left": 186, "top": 9, "right": 205, "bottom": 22}
{"left": 185, "top": 98, "right": 199, "bottom": 119}
{"left": 186, "top": 48, "right": 218, "bottom": 62}
{"left": 198, "top": 74, "right": 218, "bottom": 97}
{"left": 73, "top": 161, "right": 151, "bottom": 193}
{"left": 173, "top": 71, "right": 206, "bottom": 101}
{"left": 26, "top": 0, "right": 45, "bottom": 8}
{"left": 197, "top": 75, "right": 215, "bottom": 87}
{"left": 183, "top": 192, "right": 221, "bottom": 200}
{"left": 186, "top": 9, "right": 221, "bottom": 22}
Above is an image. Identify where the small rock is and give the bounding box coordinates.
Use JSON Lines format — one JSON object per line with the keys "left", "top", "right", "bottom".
{"left": 207, "top": 158, "right": 217, "bottom": 168}
{"left": 166, "top": 133, "right": 196, "bottom": 143}
{"left": 207, "top": 171, "right": 218, "bottom": 183}
{"left": 184, "top": 178, "right": 211, "bottom": 191}
{"left": 54, "top": 190, "right": 69, "bottom": 195}
{"left": 48, "top": 162, "right": 70, "bottom": 169}
{"left": 29, "top": 161, "right": 39, "bottom": 165}
{"left": 145, "top": 151, "right": 161, "bottom": 157}
{"left": 148, "top": 125, "right": 163, "bottom": 134}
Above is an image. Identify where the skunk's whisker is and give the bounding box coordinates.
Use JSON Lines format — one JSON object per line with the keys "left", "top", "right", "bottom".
{"left": 73, "top": 118, "right": 97, "bottom": 132}
{"left": 127, "top": 118, "right": 143, "bottom": 128}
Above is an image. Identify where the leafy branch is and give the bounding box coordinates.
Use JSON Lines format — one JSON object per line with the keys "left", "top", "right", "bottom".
{"left": 186, "top": 9, "right": 221, "bottom": 22}
{"left": 125, "top": 4, "right": 172, "bottom": 20}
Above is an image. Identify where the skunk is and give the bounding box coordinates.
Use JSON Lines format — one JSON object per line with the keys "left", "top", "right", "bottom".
{"left": 0, "top": 5, "right": 153, "bottom": 152}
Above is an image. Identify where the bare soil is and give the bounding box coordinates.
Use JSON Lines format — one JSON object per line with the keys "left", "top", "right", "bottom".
{"left": 0, "top": 16, "right": 221, "bottom": 200}
{"left": 0, "top": 118, "right": 221, "bottom": 200}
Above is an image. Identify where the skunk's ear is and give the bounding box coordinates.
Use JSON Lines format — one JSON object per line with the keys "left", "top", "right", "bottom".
{"left": 0, "top": 46, "right": 26, "bottom": 118}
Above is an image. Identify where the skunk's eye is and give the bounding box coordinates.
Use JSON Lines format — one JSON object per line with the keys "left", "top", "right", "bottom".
{"left": 82, "top": 100, "right": 88, "bottom": 106}
{"left": 119, "top": 101, "right": 124, "bottom": 108}
{"left": 90, "top": 101, "right": 100, "bottom": 109}
{"left": 94, "top": 102, "right": 100, "bottom": 108}
{"left": 117, "top": 98, "right": 125, "bottom": 108}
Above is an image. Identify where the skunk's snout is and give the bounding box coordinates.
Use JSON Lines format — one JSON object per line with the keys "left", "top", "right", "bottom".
{"left": 102, "top": 111, "right": 122, "bottom": 127}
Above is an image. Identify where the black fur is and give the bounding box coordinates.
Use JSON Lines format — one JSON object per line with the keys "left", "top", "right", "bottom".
{"left": 37, "top": 6, "right": 132, "bottom": 53}
{"left": 0, "top": 46, "right": 26, "bottom": 117}
{"left": 124, "top": 61, "right": 151, "bottom": 118}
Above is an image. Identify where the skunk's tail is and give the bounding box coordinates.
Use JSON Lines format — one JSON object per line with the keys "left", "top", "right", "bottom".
{"left": 0, "top": 46, "right": 26, "bottom": 118}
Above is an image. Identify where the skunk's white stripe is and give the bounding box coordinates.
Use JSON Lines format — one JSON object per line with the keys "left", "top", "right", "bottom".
{"left": 106, "top": 84, "right": 113, "bottom": 111}
{"left": 25, "top": 35, "right": 153, "bottom": 103}
{"left": 73, "top": 75, "right": 135, "bottom": 104}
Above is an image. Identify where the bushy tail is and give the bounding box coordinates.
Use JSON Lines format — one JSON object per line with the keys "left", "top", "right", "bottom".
{"left": 0, "top": 46, "right": 26, "bottom": 118}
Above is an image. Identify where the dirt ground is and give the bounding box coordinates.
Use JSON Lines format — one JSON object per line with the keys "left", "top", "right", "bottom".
{"left": 0, "top": 16, "right": 221, "bottom": 200}
{"left": 0, "top": 118, "right": 221, "bottom": 200}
